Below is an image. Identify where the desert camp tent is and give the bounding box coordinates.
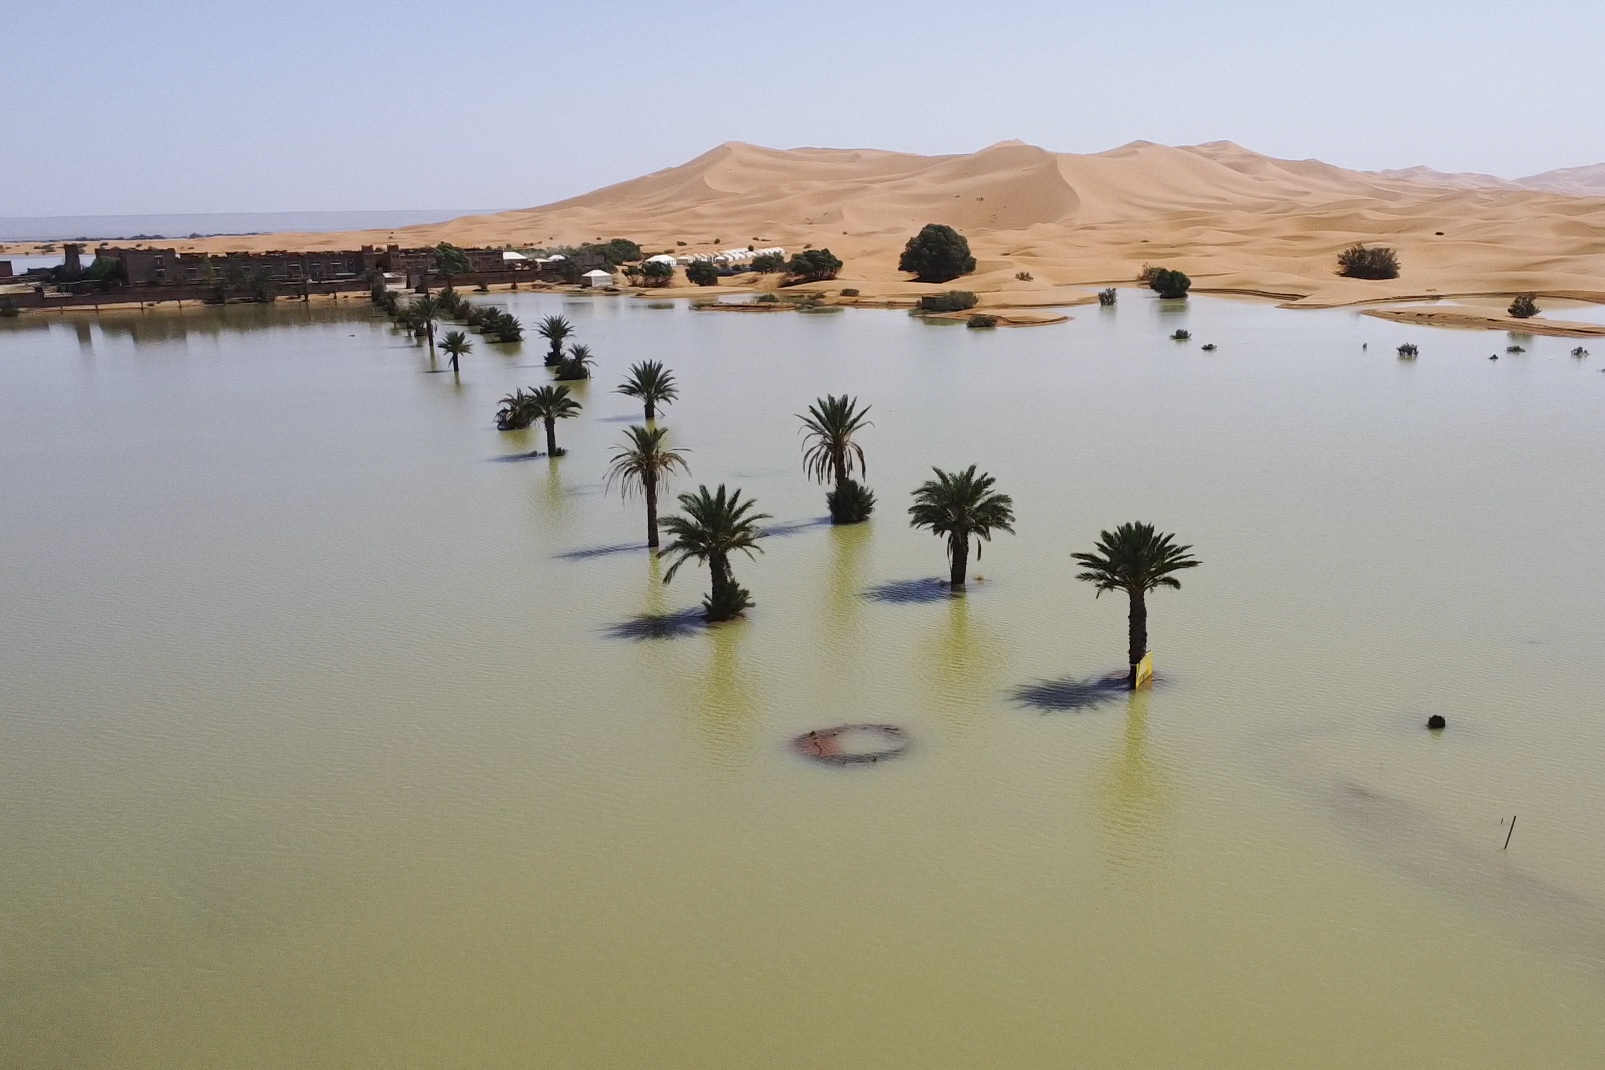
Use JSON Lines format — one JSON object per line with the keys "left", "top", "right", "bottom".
{"left": 581, "top": 269, "right": 614, "bottom": 288}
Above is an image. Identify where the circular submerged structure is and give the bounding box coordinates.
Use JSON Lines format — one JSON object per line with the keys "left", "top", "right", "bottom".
{"left": 792, "top": 723, "right": 910, "bottom": 766}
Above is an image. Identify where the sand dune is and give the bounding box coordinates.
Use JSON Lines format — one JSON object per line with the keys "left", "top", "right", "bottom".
{"left": 173, "top": 140, "right": 1605, "bottom": 308}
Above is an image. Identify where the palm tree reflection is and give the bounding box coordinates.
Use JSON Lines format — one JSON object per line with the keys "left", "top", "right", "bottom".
{"left": 1096, "top": 690, "right": 1174, "bottom": 873}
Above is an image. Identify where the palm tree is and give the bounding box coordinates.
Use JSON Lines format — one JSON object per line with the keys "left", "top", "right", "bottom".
{"left": 908, "top": 465, "right": 1015, "bottom": 589}
{"left": 799, "top": 394, "right": 875, "bottom": 523}
{"left": 496, "top": 388, "right": 534, "bottom": 430}
{"left": 617, "top": 360, "right": 679, "bottom": 421}
{"left": 440, "top": 330, "right": 472, "bottom": 373}
{"left": 606, "top": 425, "right": 690, "bottom": 549}
{"left": 411, "top": 295, "right": 442, "bottom": 360}
{"left": 524, "top": 384, "right": 582, "bottom": 456}
{"left": 555, "top": 343, "right": 596, "bottom": 381}
{"left": 660, "top": 485, "right": 771, "bottom": 622}
{"left": 1072, "top": 522, "right": 1200, "bottom": 689}
{"left": 537, "top": 314, "right": 575, "bottom": 366}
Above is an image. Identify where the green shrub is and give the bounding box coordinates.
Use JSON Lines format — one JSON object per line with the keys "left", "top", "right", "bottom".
{"left": 840, "top": 288, "right": 860, "bottom": 297}
{"left": 1098, "top": 288, "right": 1117, "bottom": 306}
{"left": 1506, "top": 345, "right": 1525, "bottom": 353}
{"left": 786, "top": 248, "right": 842, "bottom": 282}
{"left": 918, "top": 291, "right": 978, "bottom": 313}
{"left": 1337, "top": 244, "right": 1399, "bottom": 280}
{"left": 1508, "top": 293, "right": 1539, "bottom": 318}
{"left": 1572, "top": 346, "right": 1590, "bottom": 358}
{"left": 750, "top": 252, "right": 786, "bottom": 273}
{"left": 757, "top": 293, "right": 779, "bottom": 304}
{"left": 1397, "top": 343, "right": 1419, "bottom": 358}
{"left": 898, "top": 223, "right": 976, "bottom": 283}
{"left": 826, "top": 479, "right": 876, "bottom": 524}
{"left": 640, "top": 260, "right": 675, "bottom": 286}
{"left": 1150, "top": 268, "right": 1191, "bottom": 299}
{"left": 434, "top": 242, "right": 473, "bottom": 275}
{"left": 686, "top": 260, "right": 719, "bottom": 286}
{"left": 703, "top": 581, "right": 754, "bottom": 623}
{"left": 1170, "top": 329, "right": 1191, "bottom": 341}
{"left": 967, "top": 314, "right": 998, "bottom": 328}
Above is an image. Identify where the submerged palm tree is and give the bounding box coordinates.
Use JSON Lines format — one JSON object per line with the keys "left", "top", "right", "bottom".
{"left": 1072, "top": 522, "right": 1200, "bottom": 688}
{"left": 617, "top": 360, "right": 679, "bottom": 421}
{"left": 660, "top": 485, "right": 771, "bottom": 622}
{"left": 495, "top": 388, "right": 534, "bottom": 430}
{"left": 411, "top": 295, "right": 442, "bottom": 360}
{"left": 537, "top": 314, "right": 575, "bottom": 366}
{"left": 555, "top": 343, "right": 596, "bottom": 381}
{"left": 524, "top": 384, "right": 582, "bottom": 456}
{"left": 606, "top": 425, "right": 691, "bottom": 549}
{"left": 908, "top": 465, "right": 1016, "bottom": 588}
{"left": 798, "top": 394, "right": 875, "bottom": 523}
{"left": 440, "top": 329, "right": 472, "bottom": 373}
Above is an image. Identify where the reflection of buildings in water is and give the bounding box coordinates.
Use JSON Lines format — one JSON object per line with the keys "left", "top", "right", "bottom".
{"left": 1096, "top": 691, "right": 1175, "bottom": 873}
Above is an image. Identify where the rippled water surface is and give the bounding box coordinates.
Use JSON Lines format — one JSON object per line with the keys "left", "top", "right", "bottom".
{"left": 3, "top": 293, "right": 1603, "bottom": 1068}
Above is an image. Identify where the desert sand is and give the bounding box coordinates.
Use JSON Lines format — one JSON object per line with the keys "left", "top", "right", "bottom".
{"left": 95, "top": 140, "right": 1605, "bottom": 314}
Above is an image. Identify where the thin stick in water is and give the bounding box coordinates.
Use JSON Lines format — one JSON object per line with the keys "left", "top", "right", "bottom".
{"left": 1503, "top": 815, "right": 1517, "bottom": 851}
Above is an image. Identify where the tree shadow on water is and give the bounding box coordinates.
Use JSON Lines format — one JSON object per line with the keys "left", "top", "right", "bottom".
{"left": 761, "top": 517, "right": 831, "bottom": 538}
{"left": 604, "top": 607, "right": 708, "bottom": 641}
{"left": 555, "top": 542, "right": 645, "bottom": 561}
{"left": 862, "top": 578, "right": 957, "bottom": 604}
{"left": 1009, "top": 672, "right": 1138, "bottom": 713}
{"left": 489, "top": 450, "right": 544, "bottom": 463}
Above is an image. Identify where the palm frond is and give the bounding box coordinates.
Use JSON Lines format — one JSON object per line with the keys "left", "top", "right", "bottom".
{"left": 1071, "top": 522, "right": 1199, "bottom": 596}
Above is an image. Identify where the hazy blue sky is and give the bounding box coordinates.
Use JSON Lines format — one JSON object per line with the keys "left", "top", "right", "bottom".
{"left": 11, "top": 0, "right": 1604, "bottom": 216}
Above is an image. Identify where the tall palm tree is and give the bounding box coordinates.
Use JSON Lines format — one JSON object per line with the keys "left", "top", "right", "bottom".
{"left": 617, "top": 360, "right": 679, "bottom": 421}
{"left": 798, "top": 394, "right": 875, "bottom": 523}
{"left": 411, "top": 295, "right": 442, "bottom": 360}
{"left": 440, "top": 330, "right": 472, "bottom": 373}
{"left": 660, "top": 485, "right": 771, "bottom": 622}
{"left": 523, "top": 384, "right": 582, "bottom": 456}
{"left": 908, "top": 465, "right": 1016, "bottom": 588}
{"left": 537, "top": 314, "right": 575, "bottom": 366}
{"left": 605, "top": 425, "right": 690, "bottom": 549}
{"left": 1072, "top": 522, "right": 1200, "bottom": 689}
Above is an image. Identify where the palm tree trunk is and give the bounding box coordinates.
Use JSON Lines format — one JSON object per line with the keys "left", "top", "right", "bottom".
{"left": 426, "top": 323, "right": 436, "bottom": 360}
{"left": 1127, "top": 589, "right": 1148, "bottom": 689}
{"left": 949, "top": 531, "right": 969, "bottom": 588}
{"left": 710, "top": 551, "right": 730, "bottom": 602}
{"left": 645, "top": 473, "right": 660, "bottom": 549}
{"left": 645, "top": 399, "right": 656, "bottom": 422}
{"left": 544, "top": 417, "right": 558, "bottom": 457}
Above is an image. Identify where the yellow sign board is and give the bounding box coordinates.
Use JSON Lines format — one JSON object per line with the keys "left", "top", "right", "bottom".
{"left": 1134, "top": 651, "right": 1154, "bottom": 690}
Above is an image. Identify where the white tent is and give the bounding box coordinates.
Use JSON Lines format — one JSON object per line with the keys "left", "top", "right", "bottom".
{"left": 581, "top": 269, "right": 614, "bottom": 288}
{"left": 644, "top": 254, "right": 676, "bottom": 265}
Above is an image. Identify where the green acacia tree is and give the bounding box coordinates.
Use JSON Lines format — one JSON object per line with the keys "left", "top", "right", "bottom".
{"left": 524, "top": 384, "right": 582, "bottom": 456}
{"left": 617, "top": 360, "right": 678, "bottom": 421}
{"left": 1072, "top": 522, "right": 1200, "bottom": 688}
{"left": 899, "top": 224, "right": 976, "bottom": 283}
{"left": 660, "top": 485, "right": 771, "bottom": 622}
{"left": 434, "top": 243, "right": 473, "bottom": 275}
{"left": 686, "top": 260, "right": 720, "bottom": 286}
{"left": 606, "top": 425, "right": 691, "bottom": 549}
{"left": 908, "top": 466, "right": 1015, "bottom": 588}
{"left": 798, "top": 394, "right": 875, "bottom": 523}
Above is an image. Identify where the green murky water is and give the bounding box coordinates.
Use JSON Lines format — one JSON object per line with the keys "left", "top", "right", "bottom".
{"left": 3, "top": 293, "right": 1603, "bottom": 1068}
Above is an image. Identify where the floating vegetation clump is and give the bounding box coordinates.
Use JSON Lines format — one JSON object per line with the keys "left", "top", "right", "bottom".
{"left": 1572, "top": 346, "right": 1590, "bottom": 358}
{"left": 1171, "top": 329, "right": 1191, "bottom": 341}
{"left": 1200, "top": 343, "right": 1217, "bottom": 351}
{"left": 1506, "top": 345, "right": 1525, "bottom": 354}
{"left": 1397, "top": 343, "right": 1419, "bottom": 359}
{"left": 1098, "top": 287, "right": 1117, "bottom": 306}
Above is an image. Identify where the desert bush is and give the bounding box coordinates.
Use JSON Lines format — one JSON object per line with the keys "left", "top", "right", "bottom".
{"left": 757, "top": 293, "right": 779, "bottom": 304}
{"left": 686, "top": 260, "right": 719, "bottom": 286}
{"left": 1572, "top": 346, "right": 1590, "bottom": 358}
{"left": 787, "top": 248, "right": 842, "bottom": 282}
{"left": 640, "top": 260, "right": 675, "bottom": 286}
{"left": 1397, "top": 343, "right": 1419, "bottom": 358}
{"left": 1170, "top": 329, "right": 1191, "bottom": 341}
{"left": 919, "top": 291, "right": 978, "bottom": 313}
{"left": 1098, "top": 287, "right": 1117, "bottom": 306}
{"left": 826, "top": 479, "right": 876, "bottom": 524}
{"left": 1508, "top": 293, "right": 1539, "bottom": 318}
{"left": 1136, "top": 264, "right": 1158, "bottom": 284}
{"left": 1337, "top": 244, "right": 1400, "bottom": 280}
{"left": 1149, "top": 268, "right": 1191, "bottom": 299}
{"left": 1015, "top": 271, "right": 1033, "bottom": 281}
{"left": 899, "top": 223, "right": 976, "bottom": 283}
{"left": 1200, "top": 343, "right": 1217, "bottom": 351}
{"left": 1506, "top": 345, "right": 1525, "bottom": 353}
{"left": 967, "top": 314, "right": 999, "bottom": 329}
{"left": 840, "top": 288, "right": 860, "bottom": 297}
{"left": 750, "top": 252, "right": 786, "bottom": 273}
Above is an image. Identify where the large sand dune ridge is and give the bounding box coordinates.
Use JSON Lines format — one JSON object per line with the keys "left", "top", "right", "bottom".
{"left": 179, "top": 139, "right": 1605, "bottom": 306}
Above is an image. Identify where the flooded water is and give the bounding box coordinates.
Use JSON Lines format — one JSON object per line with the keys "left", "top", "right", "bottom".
{"left": 3, "top": 293, "right": 1603, "bottom": 1068}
